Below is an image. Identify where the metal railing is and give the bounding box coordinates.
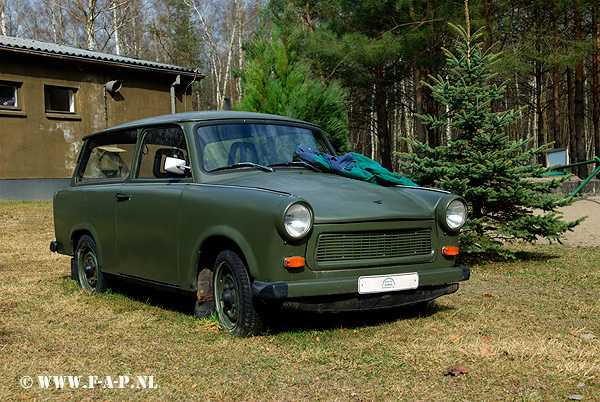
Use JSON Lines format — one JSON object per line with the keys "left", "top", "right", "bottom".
{"left": 551, "top": 156, "right": 600, "bottom": 199}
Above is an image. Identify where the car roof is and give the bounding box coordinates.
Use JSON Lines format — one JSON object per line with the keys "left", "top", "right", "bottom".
{"left": 84, "top": 111, "right": 321, "bottom": 140}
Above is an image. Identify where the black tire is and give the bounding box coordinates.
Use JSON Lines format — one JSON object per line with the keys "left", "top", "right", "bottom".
{"left": 213, "top": 250, "right": 264, "bottom": 337}
{"left": 75, "top": 235, "right": 108, "bottom": 294}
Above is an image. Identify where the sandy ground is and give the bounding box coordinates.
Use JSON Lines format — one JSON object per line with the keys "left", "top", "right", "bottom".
{"left": 556, "top": 194, "right": 600, "bottom": 247}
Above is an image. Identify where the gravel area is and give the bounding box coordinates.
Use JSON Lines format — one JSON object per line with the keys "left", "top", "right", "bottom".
{"left": 556, "top": 194, "right": 600, "bottom": 247}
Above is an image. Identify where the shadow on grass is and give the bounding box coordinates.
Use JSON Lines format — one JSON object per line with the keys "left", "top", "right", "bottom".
{"left": 103, "top": 278, "right": 197, "bottom": 315}
{"left": 262, "top": 301, "right": 454, "bottom": 335}
{"left": 458, "top": 249, "right": 560, "bottom": 266}
{"left": 66, "top": 275, "right": 454, "bottom": 335}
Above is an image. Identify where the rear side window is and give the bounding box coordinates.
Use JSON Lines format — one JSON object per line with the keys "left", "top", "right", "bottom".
{"left": 77, "top": 131, "right": 137, "bottom": 182}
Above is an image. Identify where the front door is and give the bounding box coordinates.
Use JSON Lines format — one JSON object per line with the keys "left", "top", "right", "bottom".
{"left": 115, "top": 126, "right": 191, "bottom": 285}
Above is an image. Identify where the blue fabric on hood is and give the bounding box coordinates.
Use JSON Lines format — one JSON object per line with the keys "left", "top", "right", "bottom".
{"left": 296, "top": 145, "right": 356, "bottom": 174}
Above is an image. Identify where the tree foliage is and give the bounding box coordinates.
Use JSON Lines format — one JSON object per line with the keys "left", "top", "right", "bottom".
{"left": 276, "top": 0, "right": 463, "bottom": 169}
{"left": 152, "top": 0, "right": 204, "bottom": 67}
{"left": 235, "top": 23, "right": 350, "bottom": 153}
{"left": 399, "top": 20, "right": 583, "bottom": 257}
{"left": 2, "top": 0, "right": 599, "bottom": 164}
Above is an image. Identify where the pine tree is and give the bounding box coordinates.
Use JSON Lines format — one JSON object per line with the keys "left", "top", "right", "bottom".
{"left": 235, "top": 24, "right": 350, "bottom": 153}
{"left": 399, "top": 11, "right": 582, "bottom": 258}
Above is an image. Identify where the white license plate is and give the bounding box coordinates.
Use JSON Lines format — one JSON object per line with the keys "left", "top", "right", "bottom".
{"left": 358, "top": 273, "right": 419, "bottom": 294}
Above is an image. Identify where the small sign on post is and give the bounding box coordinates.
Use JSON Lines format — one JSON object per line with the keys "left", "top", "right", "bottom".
{"left": 545, "top": 147, "right": 569, "bottom": 167}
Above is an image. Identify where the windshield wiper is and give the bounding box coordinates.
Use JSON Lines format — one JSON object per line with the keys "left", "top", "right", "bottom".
{"left": 268, "top": 162, "right": 321, "bottom": 172}
{"left": 211, "top": 162, "right": 274, "bottom": 173}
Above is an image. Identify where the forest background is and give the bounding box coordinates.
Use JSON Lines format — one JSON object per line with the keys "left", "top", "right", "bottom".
{"left": 2, "top": 0, "right": 599, "bottom": 178}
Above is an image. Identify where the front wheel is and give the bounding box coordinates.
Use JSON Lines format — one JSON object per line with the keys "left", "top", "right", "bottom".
{"left": 213, "top": 250, "right": 263, "bottom": 337}
{"left": 75, "top": 235, "right": 108, "bottom": 294}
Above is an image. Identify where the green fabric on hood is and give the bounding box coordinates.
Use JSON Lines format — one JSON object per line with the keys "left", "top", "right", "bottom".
{"left": 296, "top": 145, "right": 418, "bottom": 187}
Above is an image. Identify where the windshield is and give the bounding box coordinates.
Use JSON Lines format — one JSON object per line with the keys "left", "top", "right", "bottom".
{"left": 196, "top": 123, "right": 334, "bottom": 172}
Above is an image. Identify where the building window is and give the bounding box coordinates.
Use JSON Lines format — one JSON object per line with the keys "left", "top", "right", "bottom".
{"left": 45, "top": 85, "right": 76, "bottom": 113}
{"left": 0, "top": 82, "right": 19, "bottom": 108}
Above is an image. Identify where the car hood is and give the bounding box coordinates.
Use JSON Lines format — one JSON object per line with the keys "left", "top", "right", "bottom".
{"left": 214, "top": 170, "right": 443, "bottom": 223}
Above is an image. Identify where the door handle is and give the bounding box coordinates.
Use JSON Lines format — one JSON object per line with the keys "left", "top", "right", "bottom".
{"left": 116, "top": 192, "right": 131, "bottom": 202}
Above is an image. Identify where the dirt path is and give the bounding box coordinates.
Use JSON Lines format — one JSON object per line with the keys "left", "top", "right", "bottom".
{"left": 556, "top": 194, "right": 600, "bottom": 247}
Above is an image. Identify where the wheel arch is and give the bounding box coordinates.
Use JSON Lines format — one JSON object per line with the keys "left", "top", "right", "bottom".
{"left": 191, "top": 231, "right": 256, "bottom": 298}
{"left": 69, "top": 224, "right": 104, "bottom": 267}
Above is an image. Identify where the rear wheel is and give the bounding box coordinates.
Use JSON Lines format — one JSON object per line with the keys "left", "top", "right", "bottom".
{"left": 75, "top": 235, "right": 108, "bottom": 294}
{"left": 213, "top": 250, "right": 263, "bottom": 337}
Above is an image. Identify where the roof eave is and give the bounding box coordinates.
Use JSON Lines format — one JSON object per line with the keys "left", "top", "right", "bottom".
{"left": 0, "top": 45, "right": 204, "bottom": 79}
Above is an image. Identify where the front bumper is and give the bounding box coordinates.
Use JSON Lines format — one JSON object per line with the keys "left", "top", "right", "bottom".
{"left": 50, "top": 241, "right": 59, "bottom": 253}
{"left": 253, "top": 265, "right": 470, "bottom": 300}
{"left": 279, "top": 283, "right": 460, "bottom": 313}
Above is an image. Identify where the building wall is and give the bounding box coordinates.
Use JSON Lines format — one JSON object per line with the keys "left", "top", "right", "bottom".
{"left": 0, "top": 52, "right": 195, "bottom": 180}
{"left": 0, "top": 51, "right": 195, "bottom": 200}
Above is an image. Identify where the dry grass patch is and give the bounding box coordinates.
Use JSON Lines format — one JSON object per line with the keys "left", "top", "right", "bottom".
{"left": 1, "top": 202, "right": 599, "bottom": 401}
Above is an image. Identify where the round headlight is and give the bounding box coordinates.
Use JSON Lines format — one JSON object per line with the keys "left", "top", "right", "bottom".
{"left": 446, "top": 199, "right": 467, "bottom": 230}
{"left": 284, "top": 203, "right": 312, "bottom": 238}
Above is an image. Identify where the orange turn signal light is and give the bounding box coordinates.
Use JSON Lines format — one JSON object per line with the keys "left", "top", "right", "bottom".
{"left": 442, "top": 246, "right": 459, "bottom": 256}
{"left": 284, "top": 256, "right": 306, "bottom": 268}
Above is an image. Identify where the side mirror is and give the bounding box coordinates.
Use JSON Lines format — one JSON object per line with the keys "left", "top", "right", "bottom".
{"left": 164, "top": 156, "right": 190, "bottom": 175}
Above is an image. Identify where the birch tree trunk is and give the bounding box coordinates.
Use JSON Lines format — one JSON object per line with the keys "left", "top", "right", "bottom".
{"left": 235, "top": 0, "right": 244, "bottom": 101}
{"left": 187, "top": 0, "right": 237, "bottom": 109}
{"left": 0, "top": 1, "right": 7, "bottom": 35}
{"left": 85, "top": 0, "right": 96, "bottom": 49}
{"left": 111, "top": 0, "right": 120, "bottom": 55}
{"left": 221, "top": 23, "right": 237, "bottom": 108}
{"left": 50, "top": 4, "right": 60, "bottom": 43}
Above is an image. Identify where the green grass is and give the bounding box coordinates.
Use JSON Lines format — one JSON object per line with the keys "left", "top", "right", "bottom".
{"left": 0, "top": 202, "right": 598, "bottom": 401}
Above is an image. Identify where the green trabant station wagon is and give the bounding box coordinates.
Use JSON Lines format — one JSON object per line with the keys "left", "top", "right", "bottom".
{"left": 51, "top": 111, "right": 470, "bottom": 337}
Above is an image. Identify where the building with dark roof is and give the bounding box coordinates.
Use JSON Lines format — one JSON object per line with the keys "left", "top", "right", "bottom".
{"left": 0, "top": 35, "right": 204, "bottom": 200}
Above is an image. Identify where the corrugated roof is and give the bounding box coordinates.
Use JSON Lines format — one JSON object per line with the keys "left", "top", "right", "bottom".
{"left": 0, "top": 35, "right": 203, "bottom": 77}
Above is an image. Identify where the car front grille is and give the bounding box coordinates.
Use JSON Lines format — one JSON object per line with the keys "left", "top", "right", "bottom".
{"left": 315, "top": 229, "right": 433, "bottom": 262}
